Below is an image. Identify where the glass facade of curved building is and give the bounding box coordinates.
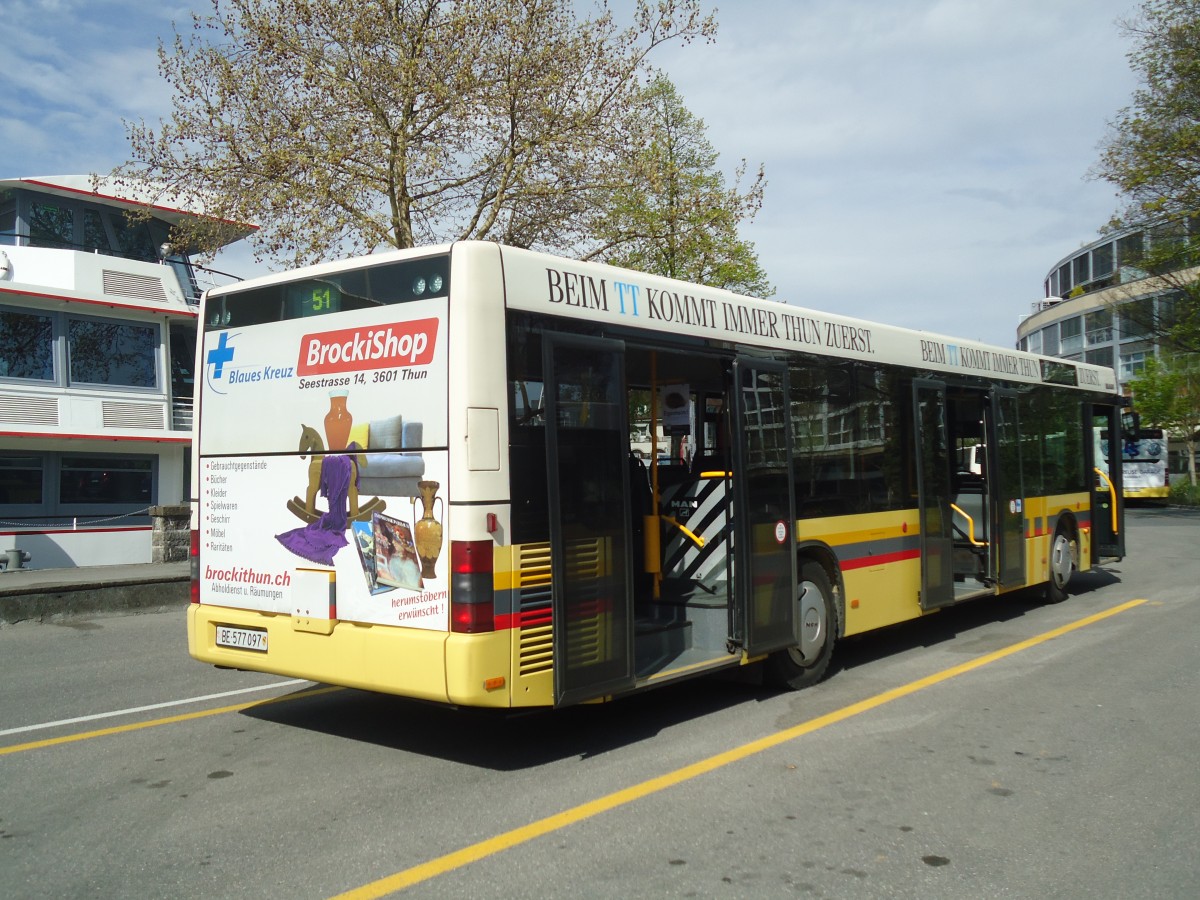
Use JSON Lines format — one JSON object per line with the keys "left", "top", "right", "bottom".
{"left": 1017, "top": 223, "right": 1196, "bottom": 485}
{"left": 1017, "top": 224, "right": 1193, "bottom": 384}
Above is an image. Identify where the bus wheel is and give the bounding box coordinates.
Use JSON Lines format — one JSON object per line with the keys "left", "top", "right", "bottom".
{"left": 1045, "top": 526, "right": 1076, "bottom": 604}
{"left": 765, "top": 560, "right": 839, "bottom": 690}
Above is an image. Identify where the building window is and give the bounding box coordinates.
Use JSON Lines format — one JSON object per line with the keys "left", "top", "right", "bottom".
{"left": 1085, "top": 309, "right": 1112, "bottom": 345}
{"left": 0, "top": 307, "right": 163, "bottom": 390}
{"left": 0, "top": 452, "right": 157, "bottom": 523}
{"left": 1041, "top": 323, "right": 1059, "bottom": 356}
{"left": 1072, "top": 254, "right": 1090, "bottom": 286}
{"left": 1119, "top": 297, "right": 1156, "bottom": 341}
{"left": 82, "top": 209, "right": 109, "bottom": 253}
{"left": 7, "top": 188, "right": 191, "bottom": 273}
{"left": 1092, "top": 242, "right": 1114, "bottom": 277}
{"left": 0, "top": 455, "right": 44, "bottom": 506}
{"left": 1027, "top": 330, "right": 1042, "bottom": 354}
{"left": 0, "top": 203, "right": 15, "bottom": 244}
{"left": 28, "top": 201, "right": 74, "bottom": 249}
{"left": 67, "top": 318, "right": 158, "bottom": 388}
{"left": 1057, "top": 263, "right": 1071, "bottom": 296}
{"left": 1116, "top": 232, "right": 1144, "bottom": 270}
{"left": 1086, "top": 346, "right": 1114, "bottom": 368}
{"left": 108, "top": 212, "right": 158, "bottom": 262}
{"left": 1158, "top": 292, "right": 1183, "bottom": 329}
{"left": 0, "top": 308, "right": 55, "bottom": 381}
{"left": 59, "top": 456, "right": 154, "bottom": 506}
{"left": 1120, "top": 350, "right": 1149, "bottom": 381}
{"left": 1059, "top": 316, "right": 1082, "bottom": 355}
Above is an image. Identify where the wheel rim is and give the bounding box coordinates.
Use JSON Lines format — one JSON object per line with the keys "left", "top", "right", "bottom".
{"left": 790, "top": 578, "right": 826, "bottom": 664}
{"left": 1050, "top": 533, "right": 1073, "bottom": 589}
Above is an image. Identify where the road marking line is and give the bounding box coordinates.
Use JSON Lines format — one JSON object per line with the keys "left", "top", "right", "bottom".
{"left": 0, "top": 679, "right": 310, "bottom": 737}
{"left": 330, "top": 598, "right": 1148, "bottom": 899}
{"left": 0, "top": 685, "right": 343, "bottom": 756}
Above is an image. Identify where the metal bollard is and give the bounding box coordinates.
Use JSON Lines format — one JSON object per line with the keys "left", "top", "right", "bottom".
{"left": 4, "top": 548, "right": 31, "bottom": 571}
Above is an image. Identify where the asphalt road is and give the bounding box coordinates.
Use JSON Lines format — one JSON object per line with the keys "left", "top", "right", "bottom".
{"left": 1, "top": 507, "right": 1197, "bottom": 899}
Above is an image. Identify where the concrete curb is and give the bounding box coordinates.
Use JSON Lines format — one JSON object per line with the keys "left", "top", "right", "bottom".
{"left": 0, "top": 572, "right": 190, "bottom": 625}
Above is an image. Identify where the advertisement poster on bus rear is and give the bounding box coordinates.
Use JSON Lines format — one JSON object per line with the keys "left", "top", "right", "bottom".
{"left": 197, "top": 299, "right": 450, "bottom": 630}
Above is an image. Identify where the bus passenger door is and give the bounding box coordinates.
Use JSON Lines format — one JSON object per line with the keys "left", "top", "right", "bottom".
{"left": 988, "top": 389, "right": 1025, "bottom": 588}
{"left": 1090, "top": 403, "right": 1125, "bottom": 559}
{"left": 543, "top": 334, "right": 636, "bottom": 706}
{"left": 914, "top": 380, "right": 955, "bottom": 609}
{"left": 732, "top": 358, "right": 797, "bottom": 655}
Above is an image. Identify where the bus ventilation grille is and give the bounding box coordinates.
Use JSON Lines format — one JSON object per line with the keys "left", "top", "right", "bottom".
{"left": 516, "top": 542, "right": 553, "bottom": 677}
{"left": 564, "top": 539, "right": 605, "bottom": 667}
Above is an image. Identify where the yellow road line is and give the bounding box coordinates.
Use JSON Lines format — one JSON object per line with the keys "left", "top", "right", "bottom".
{"left": 0, "top": 685, "right": 342, "bottom": 756}
{"left": 331, "top": 598, "right": 1147, "bottom": 899}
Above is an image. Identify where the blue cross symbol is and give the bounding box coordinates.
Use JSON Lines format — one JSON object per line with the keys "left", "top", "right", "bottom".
{"left": 206, "top": 332, "right": 235, "bottom": 379}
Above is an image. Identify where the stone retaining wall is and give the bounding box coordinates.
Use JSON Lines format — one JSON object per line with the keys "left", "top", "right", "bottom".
{"left": 151, "top": 504, "right": 191, "bottom": 563}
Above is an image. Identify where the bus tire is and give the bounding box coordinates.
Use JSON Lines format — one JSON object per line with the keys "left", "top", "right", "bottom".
{"left": 765, "top": 560, "right": 839, "bottom": 690}
{"left": 1045, "top": 525, "right": 1076, "bottom": 604}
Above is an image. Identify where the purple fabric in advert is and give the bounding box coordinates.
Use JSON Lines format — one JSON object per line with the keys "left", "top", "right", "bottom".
{"left": 275, "top": 454, "right": 356, "bottom": 565}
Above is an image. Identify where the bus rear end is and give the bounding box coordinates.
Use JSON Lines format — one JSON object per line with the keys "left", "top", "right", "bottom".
{"left": 186, "top": 246, "right": 513, "bottom": 707}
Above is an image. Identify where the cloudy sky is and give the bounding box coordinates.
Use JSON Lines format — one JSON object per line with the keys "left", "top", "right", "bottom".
{"left": 2, "top": 0, "right": 1140, "bottom": 347}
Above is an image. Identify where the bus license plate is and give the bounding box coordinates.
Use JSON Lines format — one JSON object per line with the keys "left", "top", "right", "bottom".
{"left": 215, "top": 625, "right": 268, "bottom": 653}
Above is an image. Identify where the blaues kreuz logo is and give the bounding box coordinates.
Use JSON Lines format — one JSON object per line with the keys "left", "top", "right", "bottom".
{"left": 205, "top": 332, "right": 238, "bottom": 395}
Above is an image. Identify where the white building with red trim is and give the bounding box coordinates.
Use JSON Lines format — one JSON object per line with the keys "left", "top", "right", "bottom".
{"left": 0, "top": 176, "right": 253, "bottom": 569}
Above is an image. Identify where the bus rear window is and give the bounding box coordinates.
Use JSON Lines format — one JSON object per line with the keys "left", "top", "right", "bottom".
{"left": 204, "top": 254, "right": 450, "bottom": 330}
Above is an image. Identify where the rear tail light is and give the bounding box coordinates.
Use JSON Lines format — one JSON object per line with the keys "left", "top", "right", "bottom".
{"left": 190, "top": 529, "right": 201, "bottom": 604}
{"left": 450, "top": 539, "right": 494, "bottom": 633}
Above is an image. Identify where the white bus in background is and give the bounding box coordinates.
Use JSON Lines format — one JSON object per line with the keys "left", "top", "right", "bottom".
{"left": 1122, "top": 427, "right": 1169, "bottom": 502}
{"left": 959, "top": 443, "right": 984, "bottom": 476}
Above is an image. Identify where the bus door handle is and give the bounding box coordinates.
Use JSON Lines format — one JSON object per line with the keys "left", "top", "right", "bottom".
{"left": 1093, "top": 467, "right": 1119, "bottom": 534}
{"left": 949, "top": 503, "right": 986, "bottom": 547}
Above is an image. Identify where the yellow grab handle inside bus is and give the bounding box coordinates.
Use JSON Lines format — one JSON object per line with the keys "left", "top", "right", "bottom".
{"left": 949, "top": 502, "right": 986, "bottom": 547}
{"left": 1093, "top": 467, "right": 1119, "bottom": 534}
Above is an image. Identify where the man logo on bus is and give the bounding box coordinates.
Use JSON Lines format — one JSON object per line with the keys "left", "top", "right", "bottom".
{"left": 205, "top": 332, "right": 237, "bottom": 395}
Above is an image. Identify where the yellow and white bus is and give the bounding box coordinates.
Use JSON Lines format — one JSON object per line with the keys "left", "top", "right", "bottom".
{"left": 1119, "top": 426, "right": 1170, "bottom": 502}
{"left": 187, "top": 242, "right": 1126, "bottom": 708}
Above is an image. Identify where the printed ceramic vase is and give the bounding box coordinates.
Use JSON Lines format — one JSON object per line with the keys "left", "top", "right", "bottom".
{"left": 412, "top": 480, "right": 444, "bottom": 579}
{"left": 324, "top": 390, "right": 352, "bottom": 451}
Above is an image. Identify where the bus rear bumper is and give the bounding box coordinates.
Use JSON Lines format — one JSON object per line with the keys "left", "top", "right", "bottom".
{"left": 187, "top": 603, "right": 455, "bottom": 702}
{"left": 187, "top": 604, "right": 517, "bottom": 708}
